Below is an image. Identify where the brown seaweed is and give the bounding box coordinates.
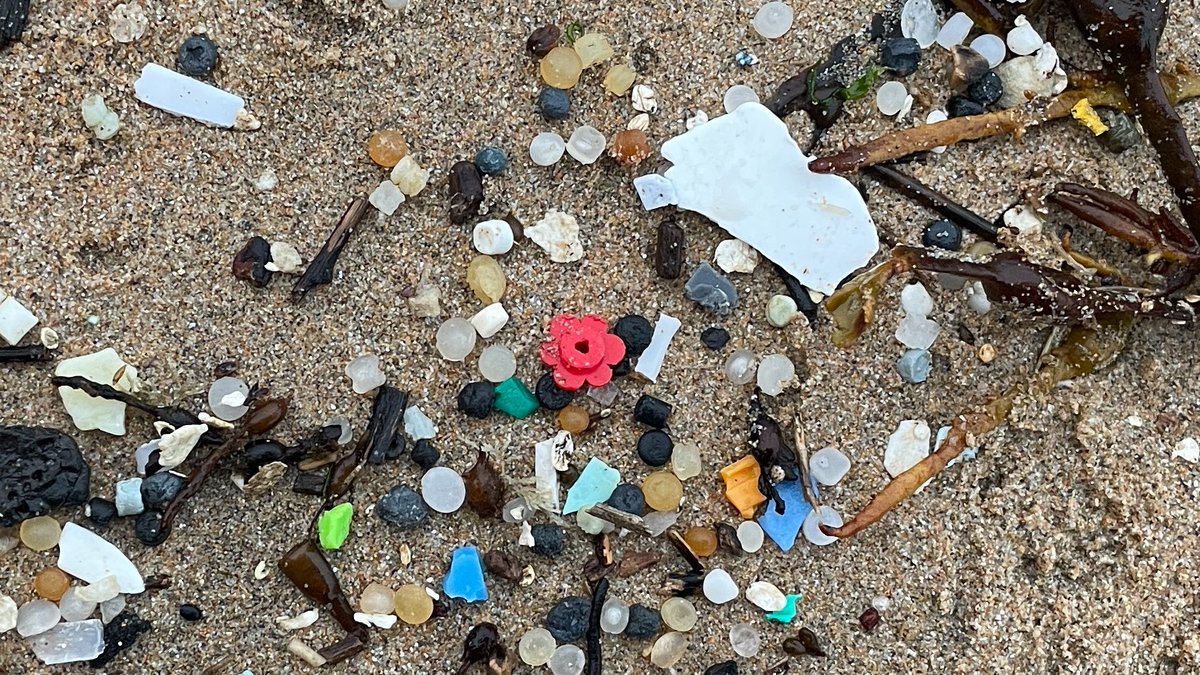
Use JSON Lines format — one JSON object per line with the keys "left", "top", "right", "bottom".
{"left": 279, "top": 540, "right": 369, "bottom": 664}
{"left": 50, "top": 374, "right": 220, "bottom": 443}
{"left": 865, "top": 165, "right": 999, "bottom": 240}
{"left": 323, "top": 385, "right": 407, "bottom": 505}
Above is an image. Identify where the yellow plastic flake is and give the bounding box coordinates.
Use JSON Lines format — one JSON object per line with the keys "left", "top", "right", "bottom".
{"left": 1071, "top": 98, "right": 1109, "bottom": 137}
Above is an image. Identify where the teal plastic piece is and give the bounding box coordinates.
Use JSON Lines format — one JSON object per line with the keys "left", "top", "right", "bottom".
{"left": 562, "top": 457, "right": 620, "bottom": 514}
{"left": 494, "top": 377, "right": 539, "bottom": 419}
{"left": 765, "top": 594, "right": 803, "bottom": 624}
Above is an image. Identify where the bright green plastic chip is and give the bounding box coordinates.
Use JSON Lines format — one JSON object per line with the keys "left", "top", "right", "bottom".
{"left": 318, "top": 502, "right": 354, "bottom": 550}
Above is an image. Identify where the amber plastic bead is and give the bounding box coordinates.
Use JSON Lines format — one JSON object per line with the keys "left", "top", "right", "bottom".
{"left": 683, "top": 527, "right": 717, "bottom": 557}
{"left": 540, "top": 47, "right": 583, "bottom": 89}
{"left": 557, "top": 405, "right": 590, "bottom": 434}
{"left": 367, "top": 129, "right": 409, "bottom": 168}
{"left": 34, "top": 567, "right": 70, "bottom": 601}
{"left": 642, "top": 471, "right": 683, "bottom": 512}
{"left": 394, "top": 584, "right": 434, "bottom": 625}
{"left": 610, "top": 129, "right": 652, "bottom": 167}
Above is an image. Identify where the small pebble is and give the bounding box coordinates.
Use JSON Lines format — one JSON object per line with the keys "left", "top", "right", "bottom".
{"left": 526, "top": 25, "right": 561, "bottom": 58}
{"left": 537, "top": 88, "right": 571, "bottom": 120}
{"left": 967, "top": 71, "right": 1004, "bottom": 106}
{"left": 714, "top": 239, "right": 759, "bottom": 274}
{"left": 179, "top": 604, "right": 203, "bottom": 621}
{"left": 637, "top": 430, "right": 674, "bottom": 466}
{"left": 566, "top": 126, "right": 606, "bottom": 164}
{"left": 700, "top": 327, "right": 729, "bottom": 350}
{"left": 634, "top": 395, "right": 672, "bottom": 428}
{"left": 140, "top": 472, "right": 184, "bottom": 509}
{"left": 87, "top": 498, "right": 117, "bottom": 526}
{"left": 474, "top": 146, "right": 508, "bottom": 175}
{"left": 922, "top": 219, "right": 963, "bottom": 250}
{"left": 631, "top": 84, "right": 658, "bottom": 113}
{"left": 722, "top": 84, "right": 759, "bottom": 113}
{"left": 753, "top": 1, "right": 794, "bottom": 39}
{"left": 254, "top": 169, "right": 279, "bottom": 191}
{"left": 531, "top": 524, "right": 566, "bottom": 557}
{"left": 661, "top": 597, "right": 697, "bottom": 631}
{"left": 623, "top": 604, "right": 660, "bottom": 638}
{"left": 177, "top": 35, "right": 219, "bottom": 76}
{"left": 410, "top": 439, "right": 440, "bottom": 470}
{"left": 880, "top": 37, "right": 921, "bottom": 76}
{"left": 134, "top": 510, "right": 164, "bottom": 545}
{"left": 530, "top": 132, "right": 567, "bottom": 166}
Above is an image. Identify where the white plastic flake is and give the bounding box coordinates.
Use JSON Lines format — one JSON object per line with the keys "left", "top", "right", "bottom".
{"left": 134, "top": 64, "right": 259, "bottom": 129}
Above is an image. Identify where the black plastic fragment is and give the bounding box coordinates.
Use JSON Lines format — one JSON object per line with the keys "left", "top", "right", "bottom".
{"left": 0, "top": 426, "right": 90, "bottom": 527}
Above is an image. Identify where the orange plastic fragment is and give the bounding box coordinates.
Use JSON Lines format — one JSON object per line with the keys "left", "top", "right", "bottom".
{"left": 719, "top": 455, "right": 766, "bottom": 519}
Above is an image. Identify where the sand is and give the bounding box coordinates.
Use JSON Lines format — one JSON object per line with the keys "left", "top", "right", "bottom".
{"left": 3, "top": 0, "right": 1200, "bottom": 672}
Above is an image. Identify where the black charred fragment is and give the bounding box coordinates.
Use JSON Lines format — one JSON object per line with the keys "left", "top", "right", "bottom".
{"left": 586, "top": 577, "right": 609, "bottom": 675}
{"left": 279, "top": 540, "right": 369, "bottom": 664}
{"left": 0, "top": 426, "right": 90, "bottom": 527}
{"left": 666, "top": 570, "right": 705, "bottom": 597}
{"left": 291, "top": 198, "right": 369, "bottom": 303}
{"left": 748, "top": 392, "right": 800, "bottom": 513}
{"left": 88, "top": 610, "right": 151, "bottom": 668}
{"left": 666, "top": 530, "right": 704, "bottom": 573}
{"left": 484, "top": 549, "right": 524, "bottom": 582}
{"left": 0, "top": 345, "right": 54, "bottom": 362}
{"left": 326, "top": 386, "right": 408, "bottom": 501}
{"left": 457, "top": 622, "right": 505, "bottom": 675}
{"left": 449, "top": 161, "right": 484, "bottom": 225}
{"left": 655, "top": 217, "right": 686, "bottom": 279}
{"left": 764, "top": 36, "right": 854, "bottom": 146}
{"left": 0, "top": 0, "right": 31, "bottom": 48}
{"left": 232, "top": 236, "right": 273, "bottom": 287}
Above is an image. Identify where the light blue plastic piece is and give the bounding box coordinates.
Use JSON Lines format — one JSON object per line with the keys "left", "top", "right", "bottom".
{"left": 562, "top": 458, "right": 620, "bottom": 515}
{"left": 443, "top": 546, "right": 488, "bottom": 603}
{"left": 757, "top": 480, "right": 812, "bottom": 552}
{"left": 115, "top": 477, "right": 144, "bottom": 516}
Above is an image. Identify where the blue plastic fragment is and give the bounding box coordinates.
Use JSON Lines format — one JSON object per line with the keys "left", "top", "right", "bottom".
{"left": 757, "top": 480, "right": 812, "bottom": 552}
{"left": 896, "top": 348, "right": 932, "bottom": 383}
{"left": 562, "top": 457, "right": 620, "bottom": 515}
{"left": 443, "top": 546, "right": 488, "bottom": 603}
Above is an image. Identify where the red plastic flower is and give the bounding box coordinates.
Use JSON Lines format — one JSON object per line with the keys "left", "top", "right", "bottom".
{"left": 539, "top": 314, "right": 627, "bottom": 392}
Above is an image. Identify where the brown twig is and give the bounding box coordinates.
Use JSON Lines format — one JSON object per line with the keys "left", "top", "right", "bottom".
{"left": 291, "top": 198, "right": 370, "bottom": 302}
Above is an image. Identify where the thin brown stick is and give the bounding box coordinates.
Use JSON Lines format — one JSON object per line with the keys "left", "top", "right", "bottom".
{"left": 291, "top": 197, "right": 370, "bottom": 302}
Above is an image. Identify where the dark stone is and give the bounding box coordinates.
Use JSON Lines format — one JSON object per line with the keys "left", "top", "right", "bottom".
{"left": 89, "top": 610, "right": 151, "bottom": 667}
{"left": 623, "top": 604, "right": 660, "bottom": 638}
{"left": 605, "top": 483, "right": 645, "bottom": 516}
{"left": 946, "top": 95, "right": 986, "bottom": 118}
{"left": 177, "top": 34, "right": 219, "bottom": 77}
{"left": 448, "top": 161, "right": 484, "bottom": 225}
{"left": 457, "top": 381, "right": 495, "bottom": 419}
{"left": 922, "top": 219, "right": 963, "bottom": 250}
{"left": 530, "top": 523, "right": 566, "bottom": 557}
{"left": 410, "top": 439, "right": 440, "bottom": 470}
{"left": 636, "top": 429, "right": 673, "bottom": 466}
{"left": 880, "top": 37, "right": 921, "bottom": 76}
{"left": 966, "top": 71, "right": 1003, "bottom": 106}
{"left": 613, "top": 314, "right": 653, "bottom": 356}
{"left": 859, "top": 606, "right": 882, "bottom": 632}
{"left": 87, "top": 497, "right": 117, "bottom": 526}
{"left": 140, "top": 472, "right": 184, "bottom": 510}
{"left": 483, "top": 549, "right": 523, "bottom": 582}
{"left": 705, "top": 662, "right": 739, "bottom": 675}
{"left": 232, "top": 236, "right": 273, "bottom": 287}
{"left": 292, "top": 471, "right": 327, "bottom": 496}
{"left": 0, "top": 0, "right": 30, "bottom": 48}
{"left": 526, "top": 24, "right": 561, "bottom": 57}
{"left": 537, "top": 87, "right": 571, "bottom": 120}
{"left": 242, "top": 439, "right": 285, "bottom": 474}
{"left": 700, "top": 327, "right": 730, "bottom": 350}
{"left": 546, "top": 596, "right": 591, "bottom": 642}
{"left": 134, "top": 509, "right": 166, "bottom": 546}
{"left": 0, "top": 425, "right": 90, "bottom": 527}
{"left": 377, "top": 485, "right": 428, "bottom": 529}
{"left": 655, "top": 218, "right": 686, "bottom": 279}
{"left": 474, "top": 146, "right": 509, "bottom": 176}
{"left": 179, "top": 603, "right": 204, "bottom": 621}
{"left": 633, "top": 394, "right": 672, "bottom": 428}
{"left": 463, "top": 451, "right": 506, "bottom": 519}
{"left": 535, "top": 372, "right": 575, "bottom": 410}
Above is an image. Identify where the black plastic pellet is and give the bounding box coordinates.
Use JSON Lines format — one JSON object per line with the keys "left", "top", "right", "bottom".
{"left": 946, "top": 95, "right": 986, "bottom": 118}
{"left": 411, "top": 439, "right": 440, "bottom": 470}
{"left": 179, "top": 604, "right": 204, "bottom": 621}
{"left": 292, "top": 471, "right": 327, "bottom": 496}
{"left": 134, "top": 510, "right": 166, "bottom": 546}
{"left": 633, "top": 394, "right": 672, "bottom": 428}
{"left": 177, "top": 34, "right": 219, "bottom": 77}
{"left": 636, "top": 429, "right": 674, "bottom": 466}
{"left": 605, "top": 483, "right": 646, "bottom": 516}
{"left": 537, "top": 87, "right": 571, "bottom": 120}
{"left": 456, "top": 381, "right": 495, "bottom": 419}
{"left": 613, "top": 314, "right": 653, "bottom": 356}
{"left": 243, "top": 439, "right": 285, "bottom": 474}
{"left": 966, "top": 71, "right": 1003, "bottom": 107}
{"left": 535, "top": 372, "right": 575, "bottom": 410}
{"left": 546, "top": 596, "right": 591, "bottom": 642}
{"left": 921, "top": 219, "right": 963, "bottom": 251}
{"left": 623, "top": 604, "right": 660, "bottom": 639}
{"left": 880, "top": 37, "right": 921, "bottom": 76}
{"left": 700, "top": 327, "right": 730, "bottom": 350}
{"left": 140, "top": 472, "right": 185, "bottom": 510}
{"left": 87, "top": 497, "right": 118, "bottom": 526}
{"left": 655, "top": 218, "right": 686, "bottom": 279}
{"left": 531, "top": 523, "right": 566, "bottom": 557}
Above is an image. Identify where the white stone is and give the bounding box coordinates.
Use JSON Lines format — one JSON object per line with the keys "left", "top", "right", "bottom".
{"left": 208, "top": 376, "right": 249, "bottom": 421}
{"left": 1173, "top": 438, "right": 1200, "bottom": 463}
{"left": 470, "top": 303, "right": 509, "bottom": 338}
{"left": 802, "top": 506, "right": 843, "bottom": 546}
{"left": 901, "top": 282, "right": 935, "bottom": 317}
{"left": 345, "top": 354, "right": 386, "bottom": 394}
{"left": 633, "top": 174, "right": 678, "bottom": 210}
{"left": 723, "top": 84, "right": 759, "bottom": 113}
{"left": 702, "top": 569, "right": 738, "bottom": 604}
{"left": 369, "top": 180, "right": 405, "bottom": 216}
{"left": 714, "top": 239, "right": 759, "bottom": 274}
{"left": 99, "top": 595, "right": 125, "bottom": 624}
{"left": 0, "top": 595, "right": 16, "bottom": 633}
{"left": 534, "top": 436, "right": 562, "bottom": 512}
{"left": 965, "top": 281, "right": 992, "bottom": 314}
{"left": 55, "top": 348, "right": 139, "bottom": 435}
{"left": 390, "top": 156, "right": 430, "bottom": 196}
{"left": 404, "top": 406, "right": 437, "bottom": 440}
{"left": 745, "top": 581, "right": 786, "bottom": 611}
{"left": 566, "top": 126, "right": 606, "bottom": 164}
{"left": 737, "top": 521, "right": 764, "bottom": 553}
{"left": 901, "top": 0, "right": 940, "bottom": 48}
{"left": 810, "top": 447, "right": 851, "bottom": 485}
{"left": 876, "top": 81, "right": 909, "bottom": 116}
{"left": 16, "top": 600, "right": 60, "bottom": 637}
{"left": 158, "top": 423, "right": 208, "bottom": 468}
{"left": 995, "top": 51, "right": 1067, "bottom": 108}
{"left": 27, "top": 619, "right": 105, "bottom": 665}
{"left": 885, "top": 420, "right": 931, "bottom": 478}
{"left": 478, "top": 344, "right": 517, "bottom": 383}
{"left": 530, "top": 132, "right": 566, "bottom": 166}
{"left": 659, "top": 103, "right": 877, "bottom": 295}
{"left": 0, "top": 295, "right": 38, "bottom": 345}
{"left": 757, "top": 354, "right": 795, "bottom": 396}
{"left": 77, "top": 575, "right": 121, "bottom": 603}
{"left": 353, "top": 612, "right": 398, "bottom": 629}
{"left": 634, "top": 313, "right": 681, "bottom": 382}
{"left": 266, "top": 242, "right": 303, "bottom": 273}
{"left": 1006, "top": 15, "right": 1043, "bottom": 55}
{"left": 753, "top": 1, "right": 794, "bottom": 39}
{"left": 57, "top": 522, "right": 145, "bottom": 594}
{"left": 421, "top": 467, "right": 466, "bottom": 513}
{"left": 254, "top": 169, "right": 279, "bottom": 191}
{"left": 632, "top": 84, "right": 658, "bottom": 113}
{"left": 970, "top": 34, "right": 1007, "bottom": 68}
{"left": 936, "top": 12, "right": 973, "bottom": 48}
{"left": 277, "top": 609, "right": 320, "bottom": 630}
{"left": 134, "top": 64, "right": 258, "bottom": 129}
{"left": 526, "top": 211, "right": 584, "bottom": 263}
{"left": 58, "top": 588, "right": 97, "bottom": 623}
{"left": 472, "top": 220, "right": 514, "bottom": 255}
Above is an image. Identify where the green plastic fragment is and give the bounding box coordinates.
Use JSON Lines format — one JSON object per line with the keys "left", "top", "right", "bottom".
{"left": 317, "top": 502, "right": 354, "bottom": 550}
{"left": 765, "top": 594, "right": 803, "bottom": 624}
{"left": 493, "top": 377, "right": 539, "bottom": 419}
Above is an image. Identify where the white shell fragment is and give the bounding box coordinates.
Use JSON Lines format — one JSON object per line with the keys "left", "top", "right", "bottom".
{"left": 634, "top": 313, "right": 682, "bottom": 382}
{"left": 81, "top": 94, "right": 121, "bottom": 140}
{"left": 28, "top": 620, "right": 105, "bottom": 665}
{"left": 1173, "top": 438, "right": 1199, "bottom": 463}
{"left": 266, "top": 242, "right": 303, "bottom": 273}
{"left": 57, "top": 523, "right": 145, "bottom": 594}
{"left": 134, "top": 64, "right": 259, "bottom": 130}
{"left": 54, "top": 348, "right": 139, "bottom": 436}
{"left": 995, "top": 45, "right": 1067, "bottom": 107}
{"left": 354, "top": 612, "right": 398, "bottom": 629}
{"left": 472, "top": 220, "right": 515, "bottom": 255}
{"left": 633, "top": 174, "right": 678, "bottom": 210}
{"left": 404, "top": 406, "right": 438, "bottom": 440}
{"left": 885, "top": 420, "right": 931, "bottom": 477}
{"left": 157, "top": 423, "right": 208, "bottom": 468}
{"left": 526, "top": 211, "right": 584, "bottom": 263}
{"left": 276, "top": 609, "right": 320, "bottom": 630}
{"left": 0, "top": 294, "right": 38, "bottom": 345}
{"left": 714, "top": 239, "right": 760, "bottom": 274}
{"left": 658, "top": 103, "right": 877, "bottom": 295}
{"left": 632, "top": 84, "right": 658, "bottom": 113}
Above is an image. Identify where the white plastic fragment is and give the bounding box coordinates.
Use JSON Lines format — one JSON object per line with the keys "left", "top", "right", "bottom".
{"left": 633, "top": 174, "right": 678, "bottom": 210}
{"left": 885, "top": 420, "right": 931, "bottom": 477}
{"left": 0, "top": 295, "right": 38, "bottom": 345}
{"left": 896, "top": 282, "right": 940, "bottom": 350}
{"left": 926, "top": 110, "right": 950, "bottom": 153}
{"left": 99, "top": 595, "right": 125, "bottom": 624}
{"left": 745, "top": 581, "right": 787, "bottom": 612}
{"left": 809, "top": 447, "right": 851, "bottom": 485}
{"left": 470, "top": 303, "right": 510, "bottom": 338}
{"left": 627, "top": 113, "right": 650, "bottom": 131}
{"left": 658, "top": 103, "right": 877, "bottom": 294}
{"left": 713, "top": 239, "right": 759, "bottom": 274}
{"left": 632, "top": 84, "right": 658, "bottom": 113}
{"left": 54, "top": 348, "right": 139, "bottom": 435}
{"left": 404, "top": 406, "right": 438, "bottom": 440}
{"left": 276, "top": 609, "right": 320, "bottom": 630}
{"left": 28, "top": 619, "right": 105, "bottom": 665}
{"left": 901, "top": 0, "right": 941, "bottom": 48}
{"left": 80, "top": 94, "right": 121, "bottom": 140}
{"left": 876, "top": 81, "right": 909, "bottom": 116}
{"left": 157, "top": 424, "right": 208, "bottom": 468}
{"left": 534, "top": 436, "right": 563, "bottom": 512}
{"left": 57, "top": 523, "right": 145, "bottom": 594}
{"left": 1174, "top": 438, "right": 1200, "bottom": 463}
{"left": 254, "top": 169, "right": 279, "bottom": 191}
{"left": 526, "top": 211, "right": 584, "bottom": 263}
{"left": 134, "top": 64, "right": 260, "bottom": 130}
{"left": 969, "top": 34, "right": 1007, "bottom": 68}
{"left": 345, "top": 354, "right": 386, "bottom": 394}
{"left": 354, "top": 612, "right": 398, "bottom": 629}
{"left": 1006, "top": 15, "right": 1043, "bottom": 55}
{"left": 369, "top": 180, "right": 406, "bottom": 216}
{"left": 390, "top": 156, "right": 431, "bottom": 196}
{"left": 936, "top": 12, "right": 974, "bottom": 48}
{"left": 0, "top": 595, "right": 17, "bottom": 633}
{"left": 77, "top": 575, "right": 121, "bottom": 603}
{"left": 16, "top": 600, "right": 60, "bottom": 637}
{"left": 287, "top": 638, "right": 327, "bottom": 667}
{"left": 634, "top": 314, "right": 682, "bottom": 382}
{"left": 965, "top": 281, "right": 992, "bottom": 314}
{"left": 1002, "top": 204, "right": 1044, "bottom": 235}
